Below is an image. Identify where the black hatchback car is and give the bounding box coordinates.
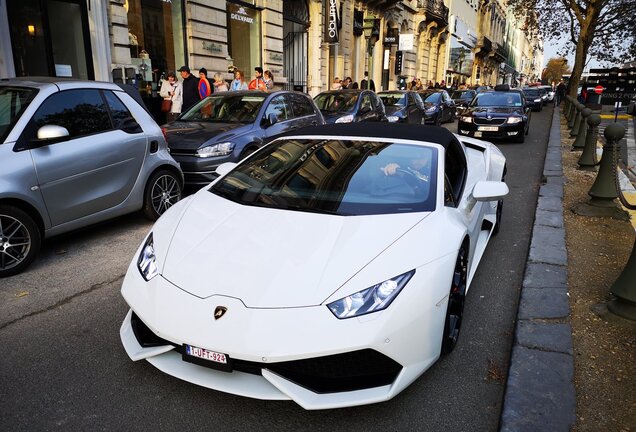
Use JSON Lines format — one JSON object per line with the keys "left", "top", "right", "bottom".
{"left": 313, "top": 90, "right": 387, "bottom": 123}
{"left": 164, "top": 90, "right": 324, "bottom": 188}
{"left": 377, "top": 91, "right": 425, "bottom": 124}
{"left": 457, "top": 89, "right": 531, "bottom": 143}
{"left": 521, "top": 88, "right": 543, "bottom": 112}
{"left": 418, "top": 89, "right": 456, "bottom": 125}
{"left": 450, "top": 89, "right": 477, "bottom": 116}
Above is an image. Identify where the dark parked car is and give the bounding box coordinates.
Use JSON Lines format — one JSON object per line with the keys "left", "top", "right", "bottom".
{"left": 457, "top": 89, "right": 531, "bottom": 143}
{"left": 313, "top": 90, "right": 387, "bottom": 123}
{"left": 451, "top": 89, "right": 477, "bottom": 116}
{"left": 0, "top": 78, "right": 183, "bottom": 277}
{"left": 377, "top": 91, "right": 425, "bottom": 124}
{"left": 419, "top": 89, "right": 456, "bottom": 125}
{"left": 537, "top": 87, "right": 549, "bottom": 106}
{"left": 164, "top": 90, "right": 324, "bottom": 188}
{"left": 522, "top": 88, "right": 544, "bottom": 111}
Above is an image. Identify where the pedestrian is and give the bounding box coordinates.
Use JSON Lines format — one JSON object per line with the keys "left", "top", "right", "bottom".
{"left": 414, "top": 78, "right": 423, "bottom": 91}
{"left": 213, "top": 72, "right": 228, "bottom": 92}
{"left": 178, "top": 66, "right": 199, "bottom": 113}
{"left": 351, "top": 81, "right": 359, "bottom": 89}
{"left": 427, "top": 80, "right": 433, "bottom": 89}
{"left": 360, "top": 71, "right": 375, "bottom": 91}
{"left": 198, "top": 68, "right": 212, "bottom": 99}
{"left": 159, "top": 71, "right": 182, "bottom": 121}
{"left": 331, "top": 77, "right": 342, "bottom": 90}
{"left": 248, "top": 67, "right": 267, "bottom": 90}
{"left": 434, "top": 82, "right": 440, "bottom": 88}
{"left": 230, "top": 69, "right": 248, "bottom": 91}
{"left": 264, "top": 70, "right": 274, "bottom": 90}
{"left": 343, "top": 77, "right": 353, "bottom": 89}
{"left": 556, "top": 80, "right": 566, "bottom": 106}
{"left": 440, "top": 80, "right": 446, "bottom": 89}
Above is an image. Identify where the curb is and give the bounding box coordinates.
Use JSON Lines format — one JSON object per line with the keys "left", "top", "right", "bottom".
{"left": 499, "top": 106, "right": 576, "bottom": 431}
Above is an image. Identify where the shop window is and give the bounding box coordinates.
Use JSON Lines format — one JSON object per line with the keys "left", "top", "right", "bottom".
{"left": 227, "top": 2, "right": 262, "bottom": 78}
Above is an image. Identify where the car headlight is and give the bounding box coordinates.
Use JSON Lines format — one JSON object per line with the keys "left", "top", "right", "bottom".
{"left": 426, "top": 107, "right": 437, "bottom": 113}
{"left": 387, "top": 115, "right": 400, "bottom": 123}
{"left": 196, "top": 142, "right": 235, "bottom": 158}
{"left": 335, "top": 114, "right": 354, "bottom": 123}
{"left": 460, "top": 116, "right": 473, "bottom": 123}
{"left": 507, "top": 117, "right": 523, "bottom": 124}
{"left": 534, "top": 98, "right": 542, "bottom": 103}
{"left": 137, "top": 233, "right": 158, "bottom": 281}
{"left": 327, "top": 270, "right": 415, "bottom": 319}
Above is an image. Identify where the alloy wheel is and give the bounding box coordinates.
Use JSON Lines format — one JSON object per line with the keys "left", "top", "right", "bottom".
{"left": 0, "top": 214, "right": 32, "bottom": 272}
{"left": 151, "top": 174, "right": 181, "bottom": 216}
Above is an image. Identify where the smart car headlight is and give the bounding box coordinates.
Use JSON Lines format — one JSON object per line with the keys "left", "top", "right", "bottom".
{"left": 506, "top": 117, "right": 522, "bottom": 124}
{"left": 386, "top": 115, "right": 400, "bottom": 123}
{"left": 335, "top": 114, "right": 354, "bottom": 123}
{"left": 196, "top": 142, "right": 235, "bottom": 158}
{"left": 460, "top": 116, "right": 473, "bottom": 123}
{"left": 426, "top": 106, "right": 437, "bottom": 113}
{"left": 137, "top": 233, "right": 158, "bottom": 281}
{"left": 327, "top": 270, "right": 415, "bottom": 319}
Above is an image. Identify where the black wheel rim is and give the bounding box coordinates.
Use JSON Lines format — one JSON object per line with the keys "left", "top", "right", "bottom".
{"left": 151, "top": 175, "right": 180, "bottom": 216}
{"left": 446, "top": 247, "right": 467, "bottom": 348}
{"left": 0, "top": 214, "right": 31, "bottom": 271}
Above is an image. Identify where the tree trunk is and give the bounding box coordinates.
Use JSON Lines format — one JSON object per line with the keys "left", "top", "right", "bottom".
{"left": 567, "top": 0, "right": 603, "bottom": 99}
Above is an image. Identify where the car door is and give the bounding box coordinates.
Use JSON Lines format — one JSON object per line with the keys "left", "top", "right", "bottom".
{"left": 408, "top": 93, "right": 424, "bottom": 124}
{"left": 442, "top": 91, "right": 455, "bottom": 121}
{"left": 357, "top": 92, "right": 376, "bottom": 121}
{"left": 18, "top": 88, "right": 147, "bottom": 226}
{"left": 287, "top": 93, "right": 321, "bottom": 128}
{"left": 262, "top": 94, "right": 295, "bottom": 140}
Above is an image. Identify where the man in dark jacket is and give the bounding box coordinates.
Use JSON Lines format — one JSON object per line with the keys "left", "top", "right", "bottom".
{"left": 360, "top": 71, "right": 375, "bottom": 91}
{"left": 179, "top": 66, "right": 199, "bottom": 113}
{"left": 556, "top": 80, "right": 566, "bottom": 106}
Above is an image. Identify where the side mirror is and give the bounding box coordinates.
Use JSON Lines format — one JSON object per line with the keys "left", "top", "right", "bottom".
{"left": 215, "top": 162, "right": 237, "bottom": 177}
{"left": 472, "top": 180, "right": 509, "bottom": 202}
{"left": 32, "top": 125, "right": 70, "bottom": 147}
{"left": 262, "top": 112, "right": 278, "bottom": 128}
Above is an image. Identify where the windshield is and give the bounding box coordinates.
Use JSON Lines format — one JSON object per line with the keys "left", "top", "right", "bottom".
{"left": 451, "top": 90, "right": 475, "bottom": 100}
{"left": 472, "top": 92, "right": 522, "bottom": 107}
{"left": 179, "top": 94, "right": 267, "bottom": 123}
{"left": 378, "top": 93, "right": 407, "bottom": 107}
{"left": 523, "top": 89, "right": 540, "bottom": 98}
{"left": 210, "top": 138, "right": 438, "bottom": 216}
{"left": 0, "top": 86, "right": 38, "bottom": 143}
{"left": 422, "top": 92, "right": 441, "bottom": 103}
{"left": 314, "top": 93, "right": 359, "bottom": 113}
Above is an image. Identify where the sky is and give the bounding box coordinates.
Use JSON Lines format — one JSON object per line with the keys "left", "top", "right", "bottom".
{"left": 542, "top": 39, "right": 603, "bottom": 71}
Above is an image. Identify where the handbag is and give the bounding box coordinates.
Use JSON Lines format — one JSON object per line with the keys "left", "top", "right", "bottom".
{"left": 161, "top": 98, "right": 172, "bottom": 113}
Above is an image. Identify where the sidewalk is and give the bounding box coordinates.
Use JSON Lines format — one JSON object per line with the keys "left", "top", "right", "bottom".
{"left": 500, "top": 106, "right": 636, "bottom": 431}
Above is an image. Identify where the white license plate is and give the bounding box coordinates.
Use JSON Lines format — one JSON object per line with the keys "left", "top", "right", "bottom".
{"left": 185, "top": 345, "right": 227, "bottom": 364}
{"left": 478, "top": 126, "right": 499, "bottom": 131}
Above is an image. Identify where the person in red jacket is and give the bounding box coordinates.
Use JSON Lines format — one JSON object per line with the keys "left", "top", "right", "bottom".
{"left": 198, "top": 68, "right": 212, "bottom": 99}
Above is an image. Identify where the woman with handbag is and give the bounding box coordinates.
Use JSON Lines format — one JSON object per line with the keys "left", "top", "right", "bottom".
{"left": 159, "top": 72, "right": 183, "bottom": 122}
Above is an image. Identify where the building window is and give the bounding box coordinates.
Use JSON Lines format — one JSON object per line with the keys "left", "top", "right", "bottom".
{"left": 227, "top": 1, "right": 262, "bottom": 76}
{"left": 125, "top": 0, "right": 186, "bottom": 89}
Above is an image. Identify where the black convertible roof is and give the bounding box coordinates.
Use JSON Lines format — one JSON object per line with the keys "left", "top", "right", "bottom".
{"left": 280, "top": 123, "right": 459, "bottom": 149}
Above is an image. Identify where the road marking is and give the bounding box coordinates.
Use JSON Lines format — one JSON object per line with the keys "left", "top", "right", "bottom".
{"left": 600, "top": 114, "right": 632, "bottom": 120}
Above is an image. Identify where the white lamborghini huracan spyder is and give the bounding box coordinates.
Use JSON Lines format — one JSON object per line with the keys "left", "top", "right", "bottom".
{"left": 120, "top": 123, "right": 508, "bottom": 410}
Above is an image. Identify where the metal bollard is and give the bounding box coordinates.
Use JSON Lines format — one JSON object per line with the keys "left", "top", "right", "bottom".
{"left": 578, "top": 114, "right": 601, "bottom": 169}
{"left": 568, "top": 102, "right": 580, "bottom": 130}
{"left": 587, "top": 123, "right": 625, "bottom": 206}
{"left": 570, "top": 103, "right": 582, "bottom": 136}
{"left": 608, "top": 238, "right": 636, "bottom": 321}
{"left": 572, "top": 108, "right": 592, "bottom": 149}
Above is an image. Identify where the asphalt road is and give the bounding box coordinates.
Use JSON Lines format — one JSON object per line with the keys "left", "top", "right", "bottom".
{"left": 0, "top": 106, "right": 552, "bottom": 431}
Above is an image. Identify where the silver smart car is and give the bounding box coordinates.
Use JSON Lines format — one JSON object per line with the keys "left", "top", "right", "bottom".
{"left": 0, "top": 78, "right": 183, "bottom": 277}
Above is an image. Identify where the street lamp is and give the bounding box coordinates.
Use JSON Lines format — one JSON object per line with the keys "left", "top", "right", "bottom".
{"left": 363, "top": 17, "right": 379, "bottom": 85}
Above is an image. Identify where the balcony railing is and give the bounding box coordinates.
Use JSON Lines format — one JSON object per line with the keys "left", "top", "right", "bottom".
{"left": 476, "top": 36, "right": 492, "bottom": 54}
{"left": 418, "top": 0, "right": 449, "bottom": 26}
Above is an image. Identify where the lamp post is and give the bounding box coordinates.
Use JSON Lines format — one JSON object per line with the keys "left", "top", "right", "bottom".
{"left": 363, "top": 17, "right": 379, "bottom": 87}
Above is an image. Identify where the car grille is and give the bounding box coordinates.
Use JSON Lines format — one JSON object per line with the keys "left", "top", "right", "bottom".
{"left": 131, "top": 313, "right": 403, "bottom": 393}
{"left": 474, "top": 117, "right": 507, "bottom": 125}
{"left": 169, "top": 148, "right": 197, "bottom": 157}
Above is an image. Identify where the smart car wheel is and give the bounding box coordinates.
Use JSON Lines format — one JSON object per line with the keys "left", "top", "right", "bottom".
{"left": 441, "top": 243, "right": 468, "bottom": 355}
{"left": 0, "top": 205, "right": 41, "bottom": 278}
{"left": 143, "top": 170, "right": 183, "bottom": 221}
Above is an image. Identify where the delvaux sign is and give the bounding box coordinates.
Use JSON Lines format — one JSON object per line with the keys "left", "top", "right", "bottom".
{"left": 324, "top": 0, "right": 339, "bottom": 44}
{"left": 229, "top": 4, "right": 256, "bottom": 25}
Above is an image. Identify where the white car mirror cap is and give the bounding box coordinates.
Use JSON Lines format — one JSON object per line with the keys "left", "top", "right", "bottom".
{"left": 215, "top": 162, "right": 237, "bottom": 177}
{"left": 473, "top": 181, "right": 509, "bottom": 202}
{"left": 37, "top": 125, "right": 69, "bottom": 140}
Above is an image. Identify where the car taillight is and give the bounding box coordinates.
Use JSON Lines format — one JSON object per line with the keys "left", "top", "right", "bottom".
{"left": 161, "top": 127, "right": 168, "bottom": 144}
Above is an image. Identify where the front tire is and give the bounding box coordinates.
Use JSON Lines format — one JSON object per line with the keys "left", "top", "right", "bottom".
{"left": 0, "top": 205, "right": 41, "bottom": 278}
{"left": 143, "top": 170, "right": 183, "bottom": 221}
{"left": 441, "top": 244, "right": 468, "bottom": 355}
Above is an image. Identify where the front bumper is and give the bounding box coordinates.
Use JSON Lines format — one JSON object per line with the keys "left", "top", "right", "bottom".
{"left": 120, "top": 257, "right": 450, "bottom": 409}
{"left": 170, "top": 153, "right": 232, "bottom": 186}
{"left": 457, "top": 120, "right": 525, "bottom": 140}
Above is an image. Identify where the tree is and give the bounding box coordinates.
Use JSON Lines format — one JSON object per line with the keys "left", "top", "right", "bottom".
{"left": 542, "top": 57, "right": 571, "bottom": 84}
{"left": 507, "top": 0, "right": 636, "bottom": 97}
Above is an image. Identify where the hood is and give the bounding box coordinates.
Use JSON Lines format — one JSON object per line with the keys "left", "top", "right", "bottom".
{"left": 161, "top": 192, "right": 429, "bottom": 308}
{"left": 468, "top": 106, "right": 523, "bottom": 116}
{"left": 165, "top": 121, "right": 253, "bottom": 150}
{"left": 384, "top": 105, "right": 405, "bottom": 116}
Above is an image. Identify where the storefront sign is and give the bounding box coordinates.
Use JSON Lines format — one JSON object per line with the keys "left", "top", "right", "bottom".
{"left": 394, "top": 51, "right": 403, "bottom": 75}
{"left": 268, "top": 52, "right": 283, "bottom": 63}
{"left": 324, "top": 0, "right": 339, "bottom": 44}
{"left": 202, "top": 41, "right": 223, "bottom": 54}
{"left": 384, "top": 28, "right": 399, "bottom": 45}
{"left": 399, "top": 33, "right": 414, "bottom": 51}
{"left": 230, "top": 5, "right": 255, "bottom": 24}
